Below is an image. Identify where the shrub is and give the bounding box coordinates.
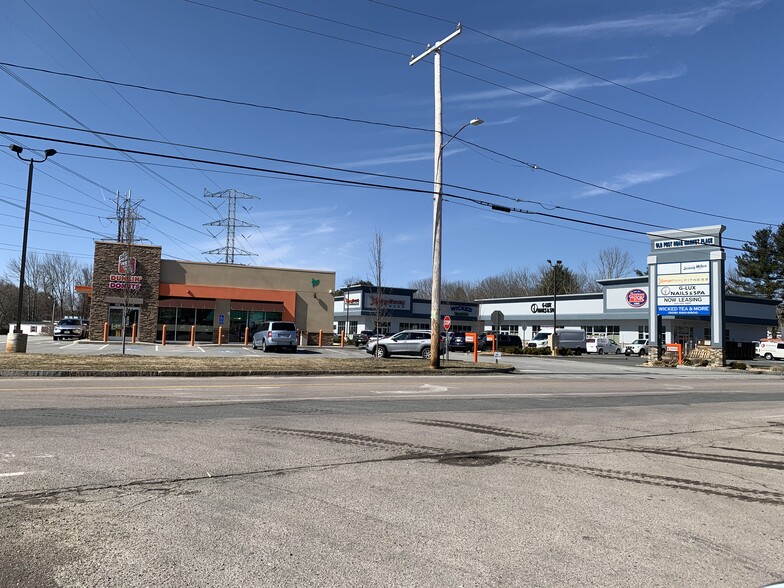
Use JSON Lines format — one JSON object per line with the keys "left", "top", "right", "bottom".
{"left": 727, "top": 361, "right": 747, "bottom": 370}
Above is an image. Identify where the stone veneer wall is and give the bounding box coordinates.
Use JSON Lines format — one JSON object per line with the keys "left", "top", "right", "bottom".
{"left": 89, "top": 242, "right": 162, "bottom": 342}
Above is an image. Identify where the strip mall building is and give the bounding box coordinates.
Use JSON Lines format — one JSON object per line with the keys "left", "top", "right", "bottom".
{"left": 86, "top": 242, "right": 335, "bottom": 343}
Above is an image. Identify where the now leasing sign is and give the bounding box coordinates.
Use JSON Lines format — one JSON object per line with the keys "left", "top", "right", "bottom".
{"left": 656, "top": 261, "right": 710, "bottom": 316}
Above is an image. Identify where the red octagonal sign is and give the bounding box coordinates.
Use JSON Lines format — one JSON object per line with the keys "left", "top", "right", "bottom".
{"left": 443, "top": 315, "right": 452, "bottom": 330}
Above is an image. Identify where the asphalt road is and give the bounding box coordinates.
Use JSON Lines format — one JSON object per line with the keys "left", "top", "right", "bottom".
{"left": 1, "top": 368, "right": 783, "bottom": 587}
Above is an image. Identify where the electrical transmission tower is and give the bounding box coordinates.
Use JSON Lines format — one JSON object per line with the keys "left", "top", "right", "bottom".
{"left": 109, "top": 191, "right": 145, "bottom": 244}
{"left": 203, "top": 189, "right": 258, "bottom": 264}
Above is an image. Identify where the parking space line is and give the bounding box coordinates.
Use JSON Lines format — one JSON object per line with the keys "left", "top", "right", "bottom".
{"left": 0, "top": 472, "right": 26, "bottom": 477}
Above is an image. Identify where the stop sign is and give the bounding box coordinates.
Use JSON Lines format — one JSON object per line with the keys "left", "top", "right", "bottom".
{"left": 443, "top": 315, "right": 452, "bottom": 330}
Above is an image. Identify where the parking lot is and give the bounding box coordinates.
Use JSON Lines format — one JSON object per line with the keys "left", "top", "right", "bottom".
{"left": 4, "top": 335, "right": 779, "bottom": 370}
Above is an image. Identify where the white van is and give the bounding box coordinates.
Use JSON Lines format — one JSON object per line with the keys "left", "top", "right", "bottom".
{"left": 759, "top": 340, "right": 784, "bottom": 361}
{"left": 528, "top": 328, "right": 586, "bottom": 354}
{"left": 586, "top": 337, "right": 622, "bottom": 354}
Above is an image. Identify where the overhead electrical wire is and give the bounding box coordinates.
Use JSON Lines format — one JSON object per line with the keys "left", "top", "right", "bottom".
{"left": 178, "top": 1, "right": 784, "bottom": 174}
{"left": 0, "top": 64, "right": 220, "bottom": 221}
{"left": 367, "top": 0, "right": 784, "bottom": 146}
{"left": 0, "top": 127, "right": 755, "bottom": 254}
{"left": 242, "top": 0, "right": 784, "bottom": 167}
{"left": 0, "top": 64, "right": 776, "bottom": 227}
{"left": 1, "top": 114, "right": 770, "bottom": 233}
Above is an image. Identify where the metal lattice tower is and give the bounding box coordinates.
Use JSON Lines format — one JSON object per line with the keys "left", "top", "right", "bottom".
{"left": 203, "top": 189, "right": 258, "bottom": 264}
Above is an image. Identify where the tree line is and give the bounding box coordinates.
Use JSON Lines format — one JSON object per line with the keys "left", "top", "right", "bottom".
{"left": 0, "top": 252, "right": 91, "bottom": 333}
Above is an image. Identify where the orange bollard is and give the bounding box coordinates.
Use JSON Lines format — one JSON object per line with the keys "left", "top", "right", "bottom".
{"left": 103, "top": 321, "right": 108, "bottom": 343}
{"left": 161, "top": 324, "right": 167, "bottom": 345}
{"left": 244, "top": 327, "right": 249, "bottom": 347}
{"left": 318, "top": 329, "right": 323, "bottom": 347}
{"left": 131, "top": 323, "right": 137, "bottom": 344}
{"left": 341, "top": 330, "right": 345, "bottom": 348}
{"left": 466, "top": 332, "right": 478, "bottom": 363}
{"left": 218, "top": 326, "right": 223, "bottom": 345}
{"left": 190, "top": 325, "right": 195, "bottom": 346}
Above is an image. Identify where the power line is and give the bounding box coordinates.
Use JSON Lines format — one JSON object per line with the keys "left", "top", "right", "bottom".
{"left": 241, "top": 0, "right": 784, "bottom": 167}
{"left": 174, "top": 3, "right": 784, "bottom": 173}
{"left": 0, "top": 64, "right": 220, "bottom": 221}
{"left": 367, "top": 0, "right": 784, "bottom": 146}
{"left": 0, "top": 127, "right": 754, "bottom": 254}
{"left": 3, "top": 114, "right": 771, "bottom": 230}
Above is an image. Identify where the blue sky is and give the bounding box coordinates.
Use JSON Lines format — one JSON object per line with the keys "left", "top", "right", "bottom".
{"left": 1, "top": 0, "right": 781, "bottom": 290}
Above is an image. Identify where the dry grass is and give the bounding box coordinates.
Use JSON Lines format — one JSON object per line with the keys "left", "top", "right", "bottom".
{"left": 0, "top": 353, "right": 513, "bottom": 377}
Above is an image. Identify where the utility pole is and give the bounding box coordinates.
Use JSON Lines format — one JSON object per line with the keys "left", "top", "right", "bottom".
{"left": 547, "top": 259, "right": 562, "bottom": 355}
{"left": 203, "top": 189, "right": 257, "bottom": 264}
{"left": 410, "top": 24, "right": 462, "bottom": 369}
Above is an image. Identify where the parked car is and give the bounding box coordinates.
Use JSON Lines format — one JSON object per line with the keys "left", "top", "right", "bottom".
{"left": 53, "top": 318, "right": 88, "bottom": 340}
{"left": 586, "top": 337, "right": 622, "bottom": 354}
{"left": 252, "top": 321, "right": 298, "bottom": 352}
{"left": 353, "top": 330, "right": 375, "bottom": 347}
{"left": 482, "top": 333, "right": 522, "bottom": 351}
{"left": 624, "top": 339, "right": 649, "bottom": 356}
{"left": 448, "top": 332, "right": 473, "bottom": 352}
{"left": 367, "top": 330, "right": 444, "bottom": 359}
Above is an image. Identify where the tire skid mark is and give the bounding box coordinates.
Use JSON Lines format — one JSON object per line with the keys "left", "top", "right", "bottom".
{"left": 410, "top": 419, "right": 552, "bottom": 440}
{"left": 254, "top": 427, "right": 446, "bottom": 454}
{"left": 585, "top": 445, "right": 784, "bottom": 470}
{"left": 710, "top": 446, "right": 784, "bottom": 457}
{"left": 504, "top": 457, "right": 784, "bottom": 505}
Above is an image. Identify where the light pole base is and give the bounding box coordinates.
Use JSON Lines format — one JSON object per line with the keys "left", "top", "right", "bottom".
{"left": 6, "top": 331, "right": 28, "bottom": 353}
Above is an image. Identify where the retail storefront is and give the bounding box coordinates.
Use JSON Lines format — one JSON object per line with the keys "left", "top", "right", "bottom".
{"left": 88, "top": 241, "right": 335, "bottom": 343}
{"left": 333, "top": 284, "right": 480, "bottom": 336}
{"left": 478, "top": 276, "right": 779, "bottom": 349}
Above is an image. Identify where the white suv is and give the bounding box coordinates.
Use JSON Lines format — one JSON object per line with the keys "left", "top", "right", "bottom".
{"left": 53, "top": 318, "right": 88, "bottom": 340}
{"left": 624, "top": 339, "right": 649, "bottom": 356}
{"left": 367, "top": 330, "right": 444, "bottom": 359}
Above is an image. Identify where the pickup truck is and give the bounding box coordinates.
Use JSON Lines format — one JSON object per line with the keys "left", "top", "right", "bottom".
{"left": 353, "top": 330, "right": 375, "bottom": 347}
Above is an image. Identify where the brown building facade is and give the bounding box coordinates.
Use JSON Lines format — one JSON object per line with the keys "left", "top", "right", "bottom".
{"left": 89, "top": 241, "right": 335, "bottom": 344}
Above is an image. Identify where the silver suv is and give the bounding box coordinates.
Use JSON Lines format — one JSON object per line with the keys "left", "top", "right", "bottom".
{"left": 252, "top": 321, "right": 298, "bottom": 352}
{"left": 53, "top": 318, "right": 88, "bottom": 340}
{"left": 366, "top": 330, "right": 444, "bottom": 359}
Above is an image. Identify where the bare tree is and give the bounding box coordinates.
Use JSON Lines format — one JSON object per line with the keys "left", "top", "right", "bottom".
{"left": 367, "top": 229, "right": 389, "bottom": 334}
{"left": 593, "top": 247, "right": 635, "bottom": 281}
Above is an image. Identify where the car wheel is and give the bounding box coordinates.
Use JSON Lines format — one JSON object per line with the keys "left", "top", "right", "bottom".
{"left": 639, "top": 349, "right": 647, "bottom": 356}
{"left": 291, "top": 347, "right": 297, "bottom": 353}
{"left": 598, "top": 348, "right": 604, "bottom": 355}
{"left": 764, "top": 353, "right": 773, "bottom": 360}
{"left": 375, "top": 345, "right": 388, "bottom": 358}
{"left": 615, "top": 348, "right": 621, "bottom": 354}
{"left": 421, "top": 347, "right": 432, "bottom": 360}
{"left": 262, "top": 340, "right": 269, "bottom": 353}
{"left": 252, "top": 339, "right": 257, "bottom": 350}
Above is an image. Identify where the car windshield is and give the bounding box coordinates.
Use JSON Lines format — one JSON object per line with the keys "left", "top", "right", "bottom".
{"left": 59, "top": 319, "right": 81, "bottom": 326}
{"left": 532, "top": 333, "right": 549, "bottom": 340}
{"left": 271, "top": 322, "right": 296, "bottom": 331}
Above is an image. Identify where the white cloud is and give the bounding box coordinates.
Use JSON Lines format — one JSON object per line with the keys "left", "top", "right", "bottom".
{"left": 447, "top": 67, "right": 686, "bottom": 106}
{"left": 576, "top": 169, "right": 681, "bottom": 198}
{"left": 495, "top": 0, "right": 767, "bottom": 40}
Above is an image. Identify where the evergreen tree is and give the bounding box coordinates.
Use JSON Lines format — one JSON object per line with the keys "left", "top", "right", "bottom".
{"left": 727, "top": 224, "right": 784, "bottom": 299}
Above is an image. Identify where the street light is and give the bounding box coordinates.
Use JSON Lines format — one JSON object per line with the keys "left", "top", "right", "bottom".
{"left": 410, "top": 25, "right": 484, "bottom": 368}
{"left": 547, "top": 260, "right": 562, "bottom": 347}
{"left": 6, "top": 144, "right": 56, "bottom": 353}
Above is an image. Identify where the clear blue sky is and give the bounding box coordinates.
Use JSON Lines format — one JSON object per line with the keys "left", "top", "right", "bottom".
{"left": 1, "top": 0, "right": 781, "bottom": 289}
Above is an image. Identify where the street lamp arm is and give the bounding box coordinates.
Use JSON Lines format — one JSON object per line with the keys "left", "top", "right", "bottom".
{"left": 441, "top": 118, "right": 484, "bottom": 151}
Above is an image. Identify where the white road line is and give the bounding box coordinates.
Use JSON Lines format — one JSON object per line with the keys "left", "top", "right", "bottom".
{"left": 99, "top": 344, "right": 108, "bottom": 350}
{"left": 177, "top": 397, "right": 274, "bottom": 403}
{"left": 0, "top": 472, "right": 26, "bottom": 477}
